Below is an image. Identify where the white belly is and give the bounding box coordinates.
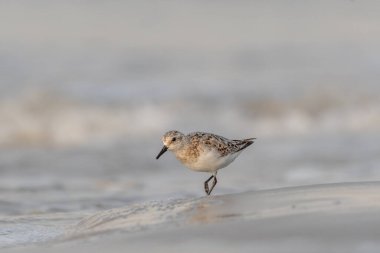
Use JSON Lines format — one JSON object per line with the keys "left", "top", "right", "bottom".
{"left": 185, "top": 150, "right": 241, "bottom": 172}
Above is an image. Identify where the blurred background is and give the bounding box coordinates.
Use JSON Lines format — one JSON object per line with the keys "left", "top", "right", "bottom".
{"left": 0, "top": 0, "right": 380, "bottom": 220}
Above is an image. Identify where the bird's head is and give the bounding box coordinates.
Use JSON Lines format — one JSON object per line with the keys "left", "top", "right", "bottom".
{"left": 156, "top": 130, "right": 185, "bottom": 159}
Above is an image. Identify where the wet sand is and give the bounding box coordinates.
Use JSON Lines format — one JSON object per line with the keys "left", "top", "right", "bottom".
{"left": 5, "top": 181, "right": 380, "bottom": 253}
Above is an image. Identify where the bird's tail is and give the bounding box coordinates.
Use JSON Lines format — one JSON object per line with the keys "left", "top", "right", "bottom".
{"left": 235, "top": 137, "right": 256, "bottom": 152}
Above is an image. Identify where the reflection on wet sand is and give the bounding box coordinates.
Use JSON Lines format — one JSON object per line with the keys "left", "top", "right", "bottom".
{"left": 66, "top": 181, "right": 380, "bottom": 240}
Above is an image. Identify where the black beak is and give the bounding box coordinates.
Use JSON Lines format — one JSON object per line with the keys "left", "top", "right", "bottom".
{"left": 156, "top": 146, "right": 168, "bottom": 159}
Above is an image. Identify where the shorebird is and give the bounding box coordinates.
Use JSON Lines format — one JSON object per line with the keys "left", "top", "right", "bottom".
{"left": 156, "top": 130, "right": 255, "bottom": 195}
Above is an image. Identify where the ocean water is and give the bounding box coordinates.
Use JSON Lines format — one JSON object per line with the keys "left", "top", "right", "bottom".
{"left": 1, "top": 0, "right": 380, "bottom": 249}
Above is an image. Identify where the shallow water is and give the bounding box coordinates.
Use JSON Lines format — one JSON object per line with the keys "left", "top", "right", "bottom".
{"left": 1, "top": 1, "right": 380, "bottom": 250}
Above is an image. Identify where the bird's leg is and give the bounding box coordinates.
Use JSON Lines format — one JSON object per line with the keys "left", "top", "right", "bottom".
{"left": 204, "top": 172, "right": 218, "bottom": 196}
{"left": 204, "top": 175, "right": 214, "bottom": 195}
{"left": 208, "top": 172, "right": 218, "bottom": 195}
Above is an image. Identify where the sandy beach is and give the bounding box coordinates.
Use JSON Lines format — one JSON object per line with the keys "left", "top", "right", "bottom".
{"left": 3, "top": 181, "right": 380, "bottom": 253}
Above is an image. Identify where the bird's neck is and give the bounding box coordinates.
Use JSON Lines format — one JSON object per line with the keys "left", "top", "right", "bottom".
{"left": 174, "top": 137, "right": 198, "bottom": 164}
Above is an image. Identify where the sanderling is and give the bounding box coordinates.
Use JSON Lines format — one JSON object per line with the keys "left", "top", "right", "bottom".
{"left": 156, "top": 130, "right": 256, "bottom": 195}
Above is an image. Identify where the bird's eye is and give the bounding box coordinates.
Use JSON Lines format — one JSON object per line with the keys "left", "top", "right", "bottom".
{"left": 172, "top": 137, "right": 176, "bottom": 142}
